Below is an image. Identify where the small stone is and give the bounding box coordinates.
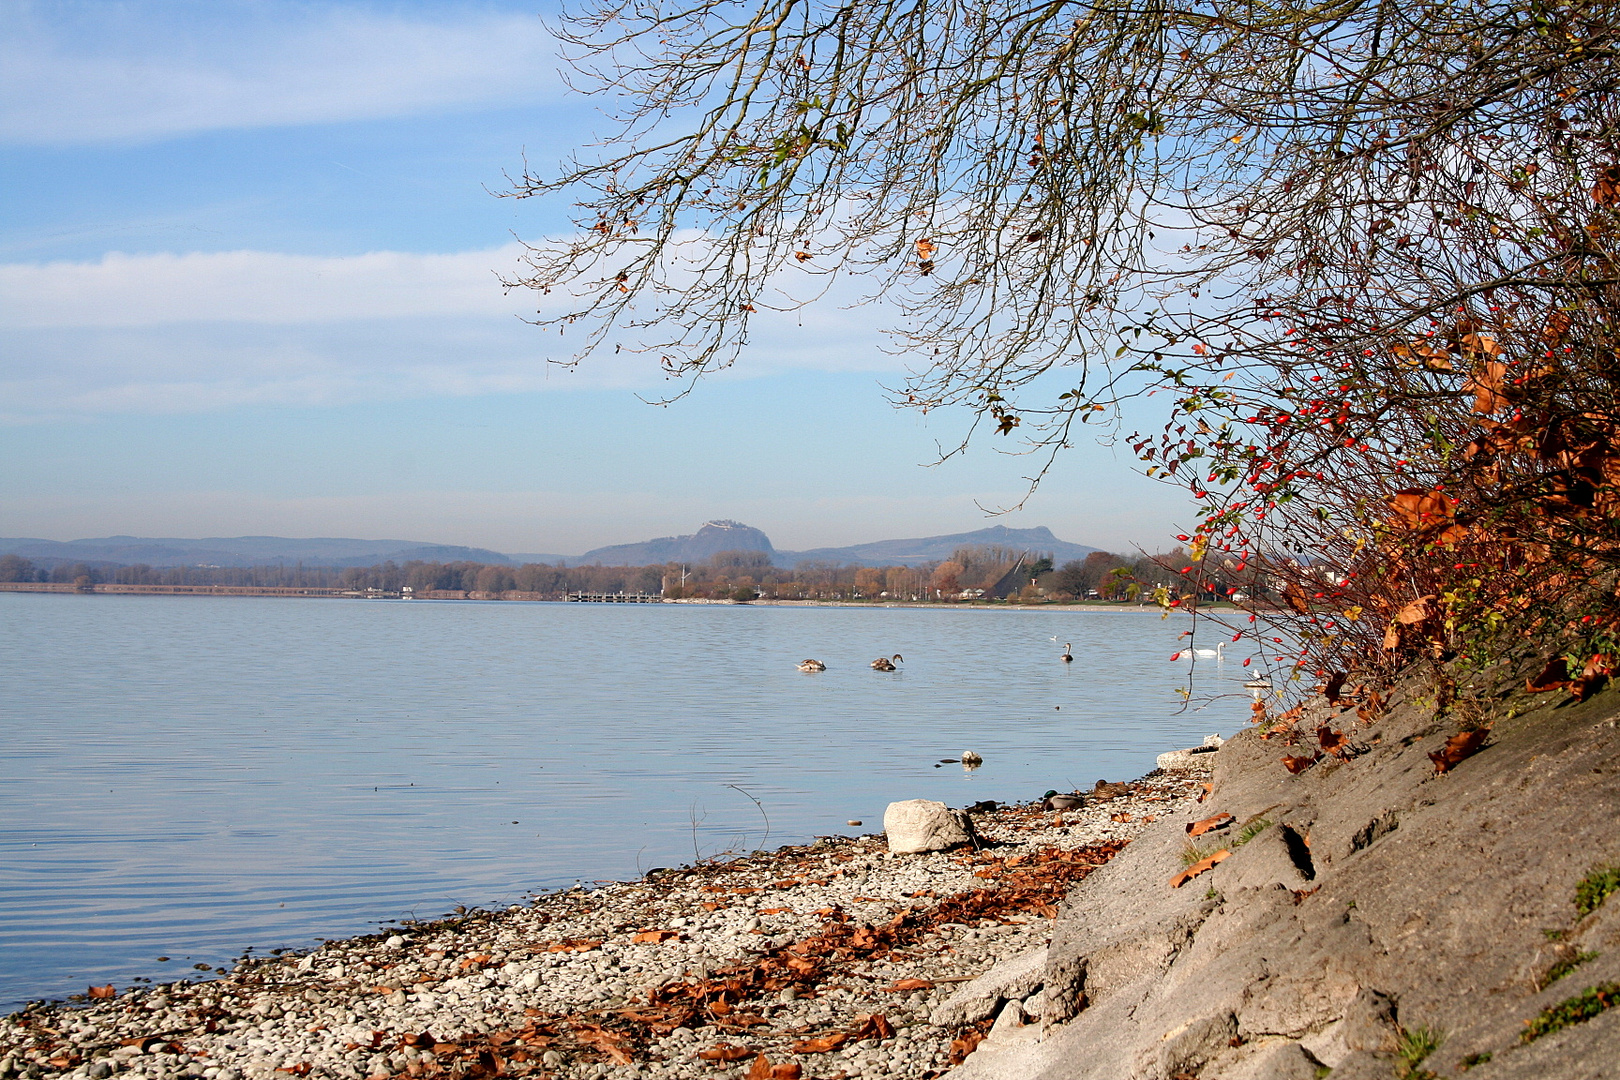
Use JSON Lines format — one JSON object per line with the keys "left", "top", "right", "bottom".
{"left": 87, "top": 1063, "right": 113, "bottom": 1079}
{"left": 384, "top": 936, "right": 405, "bottom": 950}
{"left": 540, "top": 1051, "right": 563, "bottom": 1069}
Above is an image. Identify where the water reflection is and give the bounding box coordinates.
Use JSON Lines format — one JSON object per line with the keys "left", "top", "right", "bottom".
{"left": 0, "top": 594, "right": 1256, "bottom": 1008}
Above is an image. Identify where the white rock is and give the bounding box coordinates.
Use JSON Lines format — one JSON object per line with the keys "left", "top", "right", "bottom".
{"left": 883, "top": 799, "right": 978, "bottom": 854}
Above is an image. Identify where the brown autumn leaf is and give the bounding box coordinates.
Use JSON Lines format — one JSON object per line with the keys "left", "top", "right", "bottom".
{"left": 1389, "top": 489, "right": 1455, "bottom": 534}
{"left": 915, "top": 238, "right": 937, "bottom": 260}
{"left": 1280, "top": 754, "right": 1320, "bottom": 775}
{"left": 1187, "top": 813, "right": 1234, "bottom": 837}
{"left": 1317, "top": 726, "right": 1350, "bottom": 760}
{"left": 851, "top": 1014, "right": 895, "bottom": 1042}
{"left": 1382, "top": 623, "right": 1401, "bottom": 651}
{"left": 1428, "top": 728, "right": 1491, "bottom": 775}
{"left": 698, "top": 1045, "right": 754, "bottom": 1062}
{"left": 1527, "top": 656, "right": 1571, "bottom": 693}
{"left": 1391, "top": 340, "right": 1455, "bottom": 371}
{"left": 88, "top": 985, "right": 115, "bottom": 999}
{"left": 791, "top": 1033, "right": 848, "bottom": 1053}
{"left": 1593, "top": 164, "right": 1620, "bottom": 207}
{"left": 1169, "top": 849, "right": 1231, "bottom": 889}
{"left": 1282, "top": 580, "right": 1311, "bottom": 614}
{"left": 793, "top": 251, "right": 811, "bottom": 262}
{"left": 885, "top": 978, "right": 934, "bottom": 992}
{"left": 1197, "top": 781, "right": 1213, "bottom": 803}
{"left": 747, "top": 1055, "right": 801, "bottom": 1080}
{"left": 1323, "top": 671, "right": 1349, "bottom": 704}
{"left": 572, "top": 1024, "right": 633, "bottom": 1065}
{"left": 948, "top": 1030, "right": 985, "bottom": 1064}
{"left": 1394, "top": 595, "right": 1437, "bottom": 625}
{"left": 1467, "top": 360, "right": 1510, "bottom": 414}
{"left": 632, "top": 930, "right": 680, "bottom": 944}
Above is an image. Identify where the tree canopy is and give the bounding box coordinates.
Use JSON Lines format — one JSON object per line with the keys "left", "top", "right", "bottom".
{"left": 511, "top": 0, "right": 1620, "bottom": 703}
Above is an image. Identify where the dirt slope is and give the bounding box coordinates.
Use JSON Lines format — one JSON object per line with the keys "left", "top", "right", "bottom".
{"left": 950, "top": 679, "right": 1620, "bottom": 1079}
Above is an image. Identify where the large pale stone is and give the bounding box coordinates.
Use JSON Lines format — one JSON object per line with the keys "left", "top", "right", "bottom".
{"left": 931, "top": 946, "right": 1047, "bottom": 1027}
{"left": 882, "top": 799, "right": 977, "bottom": 854}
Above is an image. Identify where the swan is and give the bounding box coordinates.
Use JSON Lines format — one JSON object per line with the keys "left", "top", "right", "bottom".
{"left": 1172, "top": 642, "right": 1226, "bottom": 661}
{"left": 871, "top": 654, "right": 904, "bottom": 671}
{"left": 797, "top": 659, "right": 827, "bottom": 672}
{"left": 1061, "top": 642, "right": 1073, "bottom": 663}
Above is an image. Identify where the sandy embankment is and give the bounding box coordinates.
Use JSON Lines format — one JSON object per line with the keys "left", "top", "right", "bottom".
{"left": 0, "top": 773, "right": 1209, "bottom": 1080}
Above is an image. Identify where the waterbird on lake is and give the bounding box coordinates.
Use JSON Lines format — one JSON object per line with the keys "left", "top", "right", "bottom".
{"left": 871, "top": 654, "right": 904, "bottom": 671}
{"left": 1172, "top": 642, "right": 1226, "bottom": 661}
{"left": 797, "top": 659, "right": 827, "bottom": 672}
{"left": 1061, "top": 642, "right": 1073, "bottom": 663}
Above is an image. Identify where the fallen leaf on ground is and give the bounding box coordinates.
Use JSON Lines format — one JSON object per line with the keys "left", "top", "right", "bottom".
{"left": 1169, "top": 849, "right": 1231, "bottom": 889}
{"left": 697, "top": 1045, "right": 753, "bottom": 1062}
{"left": 1186, "top": 813, "right": 1234, "bottom": 837}
{"left": 572, "top": 1023, "right": 633, "bottom": 1065}
{"left": 851, "top": 1014, "right": 894, "bottom": 1041}
{"left": 791, "top": 1033, "right": 848, "bottom": 1053}
{"left": 746, "top": 1054, "right": 802, "bottom": 1080}
{"left": 885, "top": 978, "right": 934, "bottom": 991}
{"left": 949, "top": 1029, "right": 985, "bottom": 1063}
{"left": 632, "top": 930, "right": 680, "bottom": 944}
{"left": 1280, "top": 754, "right": 1320, "bottom": 775}
{"left": 88, "top": 985, "right": 114, "bottom": 999}
{"left": 1429, "top": 728, "right": 1490, "bottom": 774}
{"left": 1317, "top": 726, "right": 1350, "bottom": 760}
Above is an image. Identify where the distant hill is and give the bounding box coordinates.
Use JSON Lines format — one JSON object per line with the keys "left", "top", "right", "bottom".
{"left": 0, "top": 523, "right": 1101, "bottom": 572}
{"left": 574, "top": 520, "right": 775, "bottom": 566}
{"left": 779, "top": 524, "right": 1098, "bottom": 568}
{"left": 0, "top": 535, "right": 515, "bottom": 570}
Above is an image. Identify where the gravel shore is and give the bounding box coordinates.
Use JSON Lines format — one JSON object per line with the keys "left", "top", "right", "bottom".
{"left": 1, "top": 771, "right": 1208, "bottom": 1080}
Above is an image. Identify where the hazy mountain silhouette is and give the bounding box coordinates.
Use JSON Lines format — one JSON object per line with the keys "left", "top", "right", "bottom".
{"left": 0, "top": 535, "right": 515, "bottom": 569}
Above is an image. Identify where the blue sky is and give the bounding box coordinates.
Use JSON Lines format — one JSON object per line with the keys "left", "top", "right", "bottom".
{"left": 0, "top": 0, "right": 1193, "bottom": 556}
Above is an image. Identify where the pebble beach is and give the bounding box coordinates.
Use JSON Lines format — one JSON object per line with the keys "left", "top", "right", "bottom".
{"left": 0, "top": 770, "right": 1209, "bottom": 1080}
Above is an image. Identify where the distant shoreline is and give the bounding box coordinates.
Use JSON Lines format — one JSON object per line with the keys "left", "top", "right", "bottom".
{"left": 0, "top": 582, "right": 1232, "bottom": 612}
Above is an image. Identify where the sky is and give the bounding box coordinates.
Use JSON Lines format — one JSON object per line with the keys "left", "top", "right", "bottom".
{"left": 0, "top": 0, "right": 1195, "bottom": 557}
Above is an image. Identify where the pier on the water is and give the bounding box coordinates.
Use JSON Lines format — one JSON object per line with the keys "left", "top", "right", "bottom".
{"left": 565, "top": 592, "right": 664, "bottom": 603}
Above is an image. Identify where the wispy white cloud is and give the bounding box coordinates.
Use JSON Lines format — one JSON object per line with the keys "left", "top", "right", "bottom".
{"left": 0, "top": 245, "right": 531, "bottom": 327}
{"left": 0, "top": 2, "right": 563, "bottom": 145}
{"left": 0, "top": 244, "right": 894, "bottom": 419}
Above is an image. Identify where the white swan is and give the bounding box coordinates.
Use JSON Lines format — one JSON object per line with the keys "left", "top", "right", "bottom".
{"left": 1172, "top": 642, "right": 1226, "bottom": 660}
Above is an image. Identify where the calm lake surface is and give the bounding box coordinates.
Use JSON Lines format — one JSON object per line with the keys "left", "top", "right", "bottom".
{"left": 0, "top": 593, "right": 1258, "bottom": 1010}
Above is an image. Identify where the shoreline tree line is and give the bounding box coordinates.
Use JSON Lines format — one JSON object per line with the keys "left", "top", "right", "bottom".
{"left": 0, "top": 545, "right": 1243, "bottom": 604}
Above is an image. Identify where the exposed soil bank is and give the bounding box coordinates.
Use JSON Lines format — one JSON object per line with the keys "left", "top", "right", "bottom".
{"left": 950, "top": 679, "right": 1620, "bottom": 1080}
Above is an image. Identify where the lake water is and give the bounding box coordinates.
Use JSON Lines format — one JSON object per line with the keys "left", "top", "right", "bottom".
{"left": 0, "top": 592, "right": 1258, "bottom": 1010}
